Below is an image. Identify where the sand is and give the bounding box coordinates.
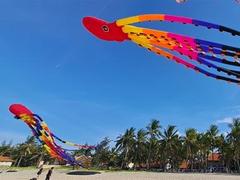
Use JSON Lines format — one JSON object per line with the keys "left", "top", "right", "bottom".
{"left": 0, "top": 169, "right": 239, "bottom": 180}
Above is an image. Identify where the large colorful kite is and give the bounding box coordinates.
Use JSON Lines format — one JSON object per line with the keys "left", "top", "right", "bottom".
{"left": 82, "top": 14, "right": 240, "bottom": 84}
{"left": 9, "top": 104, "right": 94, "bottom": 166}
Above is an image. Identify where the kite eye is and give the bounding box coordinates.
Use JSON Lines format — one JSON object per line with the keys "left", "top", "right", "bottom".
{"left": 102, "top": 25, "right": 109, "bottom": 32}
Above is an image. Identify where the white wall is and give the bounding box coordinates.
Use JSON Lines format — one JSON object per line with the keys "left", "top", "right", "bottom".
{"left": 0, "top": 162, "right": 12, "bottom": 166}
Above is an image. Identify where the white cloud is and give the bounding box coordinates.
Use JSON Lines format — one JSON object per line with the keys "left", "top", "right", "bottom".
{"left": 215, "top": 116, "right": 240, "bottom": 125}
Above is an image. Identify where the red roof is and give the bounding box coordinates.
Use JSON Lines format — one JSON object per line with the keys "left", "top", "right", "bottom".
{"left": 208, "top": 153, "right": 221, "bottom": 161}
{"left": 0, "top": 156, "right": 14, "bottom": 162}
{"left": 179, "top": 160, "right": 189, "bottom": 169}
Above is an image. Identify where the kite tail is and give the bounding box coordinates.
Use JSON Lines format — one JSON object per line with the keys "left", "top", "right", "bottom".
{"left": 116, "top": 14, "right": 240, "bottom": 36}
{"left": 122, "top": 25, "right": 240, "bottom": 66}
{"left": 33, "top": 114, "right": 95, "bottom": 150}
{"left": 51, "top": 133, "right": 95, "bottom": 150}
{"left": 123, "top": 25, "right": 240, "bottom": 79}
{"left": 130, "top": 36, "right": 240, "bottom": 84}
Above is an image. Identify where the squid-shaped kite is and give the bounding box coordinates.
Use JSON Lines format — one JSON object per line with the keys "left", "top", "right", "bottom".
{"left": 82, "top": 14, "right": 240, "bottom": 84}
{"left": 9, "top": 104, "right": 95, "bottom": 166}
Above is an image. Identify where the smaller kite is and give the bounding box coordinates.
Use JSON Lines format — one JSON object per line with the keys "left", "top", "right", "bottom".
{"left": 176, "top": 0, "right": 187, "bottom": 3}
{"left": 82, "top": 14, "right": 240, "bottom": 85}
{"left": 9, "top": 104, "right": 95, "bottom": 166}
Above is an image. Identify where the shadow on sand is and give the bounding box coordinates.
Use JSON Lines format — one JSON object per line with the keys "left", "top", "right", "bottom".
{"left": 67, "top": 171, "right": 101, "bottom": 176}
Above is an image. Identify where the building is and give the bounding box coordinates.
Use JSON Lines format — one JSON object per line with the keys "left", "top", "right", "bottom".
{"left": 179, "top": 153, "right": 224, "bottom": 172}
{"left": 75, "top": 155, "right": 93, "bottom": 168}
{"left": 179, "top": 160, "right": 189, "bottom": 171}
{"left": 0, "top": 156, "right": 14, "bottom": 166}
{"left": 208, "top": 153, "right": 224, "bottom": 172}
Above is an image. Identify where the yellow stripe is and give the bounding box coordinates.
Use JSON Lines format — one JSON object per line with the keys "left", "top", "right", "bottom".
{"left": 129, "top": 35, "right": 153, "bottom": 49}
{"left": 116, "top": 14, "right": 165, "bottom": 26}
{"left": 129, "top": 34, "right": 151, "bottom": 45}
{"left": 122, "top": 25, "right": 170, "bottom": 41}
{"left": 121, "top": 25, "right": 143, "bottom": 34}
{"left": 44, "top": 144, "right": 51, "bottom": 152}
{"left": 129, "top": 33, "right": 176, "bottom": 50}
{"left": 129, "top": 35, "right": 174, "bottom": 60}
{"left": 116, "top": 16, "right": 140, "bottom": 26}
{"left": 20, "top": 114, "right": 33, "bottom": 123}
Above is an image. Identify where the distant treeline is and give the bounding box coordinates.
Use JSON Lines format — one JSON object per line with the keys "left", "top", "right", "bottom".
{"left": 92, "top": 118, "right": 240, "bottom": 173}
{"left": 1, "top": 118, "right": 240, "bottom": 173}
{"left": 0, "top": 136, "right": 53, "bottom": 167}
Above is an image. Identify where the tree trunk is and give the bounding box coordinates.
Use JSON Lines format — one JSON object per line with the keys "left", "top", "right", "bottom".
{"left": 236, "top": 158, "right": 240, "bottom": 173}
{"left": 146, "top": 145, "right": 151, "bottom": 170}
{"left": 121, "top": 148, "right": 129, "bottom": 169}
{"left": 17, "top": 155, "right": 23, "bottom": 167}
{"left": 36, "top": 153, "right": 43, "bottom": 168}
{"left": 206, "top": 153, "right": 209, "bottom": 172}
{"left": 190, "top": 158, "right": 194, "bottom": 172}
{"left": 226, "top": 161, "right": 229, "bottom": 173}
{"left": 121, "top": 160, "right": 124, "bottom": 169}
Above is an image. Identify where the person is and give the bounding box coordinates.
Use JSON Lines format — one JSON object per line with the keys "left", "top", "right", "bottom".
{"left": 37, "top": 166, "right": 43, "bottom": 178}
{"left": 45, "top": 167, "right": 54, "bottom": 180}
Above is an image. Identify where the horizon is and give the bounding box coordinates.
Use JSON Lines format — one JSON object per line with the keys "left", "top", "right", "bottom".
{"left": 0, "top": 0, "right": 240, "bottom": 146}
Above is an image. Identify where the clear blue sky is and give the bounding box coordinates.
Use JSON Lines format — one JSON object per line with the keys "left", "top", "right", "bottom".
{"left": 0, "top": 0, "right": 240, "bottom": 145}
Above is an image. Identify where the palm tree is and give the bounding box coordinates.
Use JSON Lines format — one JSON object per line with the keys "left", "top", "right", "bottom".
{"left": 108, "top": 148, "right": 118, "bottom": 168}
{"left": 215, "top": 133, "right": 233, "bottom": 172}
{"left": 116, "top": 127, "right": 135, "bottom": 169}
{"left": 146, "top": 119, "right": 161, "bottom": 169}
{"left": 0, "top": 141, "right": 13, "bottom": 156}
{"left": 206, "top": 124, "right": 219, "bottom": 169}
{"left": 92, "top": 137, "right": 111, "bottom": 168}
{"left": 134, "top": 129, "right": 147, "bottom": 168}
{"left": 227, "top": 118, "right": 240, "bottom": 172}
{"left": 183, "top": 128, "right": 198, "bottom": 171}
{"left": 197, "top": 133, "right": 210, "bottom": 171}
{"left": 160, "top": 125, "right": 182, "bottom": 171}
{"left": 14, "top": 136, "right": 37, "bottom": 167}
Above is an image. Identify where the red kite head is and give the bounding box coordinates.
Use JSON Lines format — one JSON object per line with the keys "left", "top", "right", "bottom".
{"left": 9, "top": 104, "right": 33, "bottom": 117}
{"left": 82, "top": 16, "right": 128, "bottom": 42}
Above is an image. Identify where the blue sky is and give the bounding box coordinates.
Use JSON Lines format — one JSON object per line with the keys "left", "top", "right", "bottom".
{"left": 0, "top": 0, "right": 240, "bottom": 145}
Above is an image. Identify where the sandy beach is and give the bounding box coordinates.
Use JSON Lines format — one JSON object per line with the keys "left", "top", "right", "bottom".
{"left": 0, "top": 170, "right": 239, "bottom": 180}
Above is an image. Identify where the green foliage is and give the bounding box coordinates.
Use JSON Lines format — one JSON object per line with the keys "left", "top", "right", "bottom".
{"left": 92, "top": 137, "right": 112, "bottom": 168}
{"left": 0, "top": 140, "right": 13, "bottom": 156}
{"left": 1, "top": 118, "right": 240, "bottom": 173}
{"left": 1, "top": 136, "right": 52, "bottom": 167}
{"left": 92, "top": 119, "right": 240, "bottom": 173}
